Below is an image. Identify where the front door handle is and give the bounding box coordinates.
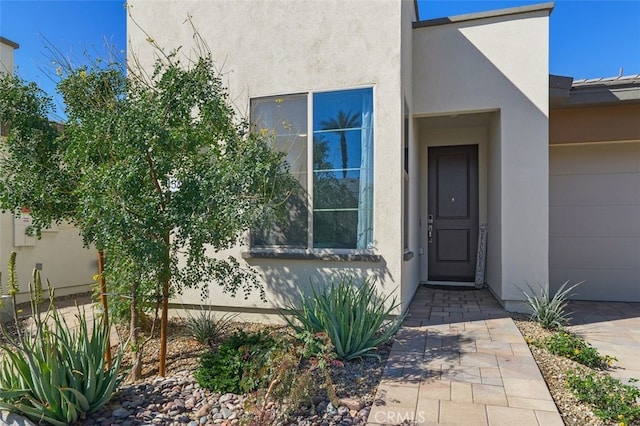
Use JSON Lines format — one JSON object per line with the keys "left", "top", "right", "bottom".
{"left": 428, "top": 224, "right": 433, "bottom": 243}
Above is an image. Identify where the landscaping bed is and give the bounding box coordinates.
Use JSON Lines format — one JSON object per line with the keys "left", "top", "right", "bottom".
{"left": 513, "top": 315, "right": 639, "bottom": 426}
{"left": 81, "top": 319, "right": 390, "bottom": 425}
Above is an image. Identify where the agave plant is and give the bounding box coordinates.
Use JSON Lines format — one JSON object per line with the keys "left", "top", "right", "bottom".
{"left": 185, "top": 307, "right": 236, "bottom": 347}
{"left": 0, "top": 257, "right": 124, "bottom": 425}
{"left": 284, "top": 275, "right": 404, "bottom": 360}
{"left": 522, "top": 281, "right": 583, "bottom": 330}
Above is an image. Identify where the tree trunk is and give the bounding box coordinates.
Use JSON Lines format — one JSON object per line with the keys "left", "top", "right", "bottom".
{"left": 130, "top": 280, "right": 142, "bottom": 380}
{"left": 159, "top": 232, "right": 170, "bottom": 376}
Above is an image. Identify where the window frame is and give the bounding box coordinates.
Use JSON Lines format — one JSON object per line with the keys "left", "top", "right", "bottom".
{"left": 249, "top": 86, "right": 375, "bottom": 255}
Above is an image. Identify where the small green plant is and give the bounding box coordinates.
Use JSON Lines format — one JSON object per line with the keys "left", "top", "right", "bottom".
{"left": 522, "top": 281, "right": 582, "bottom": 330}
{"left": 194, "top": 330, "right": 279, "bottom": 394}
{"left": 0, "top": 255, "right": 124, "bottom": 426}
{"left": 539, "top": 330, "right": 616, "bottom": 369}
{"left": 283, "top": 275, "right": 404, "bottom": 360}
{"left": 566, "top": 370, "right": 640, "bottom": 424}
{"left": 185, "top": 307, "right": 236, "bottom": 346}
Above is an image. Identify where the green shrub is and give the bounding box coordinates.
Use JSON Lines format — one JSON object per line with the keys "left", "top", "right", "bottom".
{"left": 541, "top": 330, "right": 615, "bottom": 369}
{"left": 0, "top": 265, "right": 124, "bottom": 426}
{"left": 185, "top": 308, "right": 236, "bottom": 346}
{"left": 283, "top": 275, "right": 404, "bottom": 360}
{"left": 567, "top": 370, "right": 640, "bottom": 424}
{"left": 522, "top": 281, "right": 582, "bottom": 330}
{"left": 194, "top": 330, "right": 279, "bottom": 394}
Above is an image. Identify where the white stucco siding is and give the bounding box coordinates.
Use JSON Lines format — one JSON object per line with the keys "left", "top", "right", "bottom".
{"left": 128, "top": 0, "right": 405, "bottom": 315}
{"left": 550, "top": 142, "right": 640, "bottom": 302}
{"left": 400, "top": 0, "right": 420, "bottom": 308}
{"left": 412, "top": 7, "right": 551, "bottom": 306}
{"left": 0, "top": 219, "right": 95, "bottom": 304}
{"left": 0, "top": 41, "right": 15, "bottom": 74}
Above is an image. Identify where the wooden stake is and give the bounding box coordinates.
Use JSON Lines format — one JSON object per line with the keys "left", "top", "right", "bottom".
{"left": 97, "top": 250, "right": 112, "bottom": 368}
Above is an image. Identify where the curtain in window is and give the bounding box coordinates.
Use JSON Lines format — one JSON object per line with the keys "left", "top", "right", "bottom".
{"left": 357, "top": 93, "right": 373, "bottom": 249}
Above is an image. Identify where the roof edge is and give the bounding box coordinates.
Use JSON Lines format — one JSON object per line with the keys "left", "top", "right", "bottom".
{"left": 0, "top": 36, "right": 19, "bottom": 49}
{"left": 413, "top": 2, "right": 554, "bottom": 29}
{"left": 550, "top": 74, "right": 640, "bottom": 109}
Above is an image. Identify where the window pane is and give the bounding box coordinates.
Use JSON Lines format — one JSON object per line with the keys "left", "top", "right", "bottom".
{"left": 313, "top": 210, "right": 358, "bottom": 249}
{"left": 250, "top": 94, "right": 308, "bottom": 248}
{"left": 313, "top": 130, "right": 363, "bottom": 171}
{"left": 252, "top": 94, "right": 307, "bottom": 137}
{"left": 313, "top": 170, "right": 359, "bottom": 209}
{"left": 253, "top": 192, "right": 308, "bottom": 248}
{"left": 313, "top": 88, "right": 372, "bottom": 131}
{"left": 312, "top": 88, "right": 373, "bottom": 249}
{"left": 277, "top": 135, "right": 307, "bottom": 180}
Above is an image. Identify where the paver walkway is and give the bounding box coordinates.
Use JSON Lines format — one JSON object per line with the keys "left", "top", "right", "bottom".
{"left": 367, "top": 286, "right": 563, "bottom": 426}
{"left": 568, "top": 300, "right": 640, "bottom": 388}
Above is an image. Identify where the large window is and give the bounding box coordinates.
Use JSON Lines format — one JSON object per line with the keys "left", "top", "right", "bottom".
{"left": 251, "top": 88, "right": 373, "bottom": 250}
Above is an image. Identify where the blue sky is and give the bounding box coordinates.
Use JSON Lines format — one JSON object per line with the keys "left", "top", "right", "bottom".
{"left": 1, "top": 0, "right": 639, "bottom": 117}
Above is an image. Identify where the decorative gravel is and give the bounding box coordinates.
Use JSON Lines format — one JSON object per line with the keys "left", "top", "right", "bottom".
{"left": 74, "top": 321, "right": 389, "bottom": 425}
{"left": 512, "top": 315, "right": 614, "bottom": 426}
{"left": 78, "top": 369, "right": 381, "bottom": 426}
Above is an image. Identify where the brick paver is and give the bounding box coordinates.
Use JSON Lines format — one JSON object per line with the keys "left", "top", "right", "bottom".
{"left": 367, "top": 286, "right": 562, "bottom": 425}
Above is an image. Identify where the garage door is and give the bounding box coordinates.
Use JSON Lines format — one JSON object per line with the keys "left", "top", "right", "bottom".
{"left": 549, "top": 142, "right": 640, "bottom": 302}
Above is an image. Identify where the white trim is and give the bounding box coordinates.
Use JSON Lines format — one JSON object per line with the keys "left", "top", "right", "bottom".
{"left": 550, "top": 139, "right": 640, "bottom": 147}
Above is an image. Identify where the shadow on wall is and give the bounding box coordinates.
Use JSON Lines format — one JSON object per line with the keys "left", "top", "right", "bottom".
{"left": 249, "top": 256, "right": 396, "bottom": 313}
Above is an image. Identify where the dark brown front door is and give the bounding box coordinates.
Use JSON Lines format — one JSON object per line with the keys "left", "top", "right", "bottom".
{"left": 428, "top": 145, "right": 479, "bottom": 281}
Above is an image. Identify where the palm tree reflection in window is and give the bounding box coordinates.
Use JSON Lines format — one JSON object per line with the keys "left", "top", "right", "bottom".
{"left": 319, "top": 110, "right": 361, "bottom": 179}
{"left": 313, "top": 136, "right": 359, "bottom": 248}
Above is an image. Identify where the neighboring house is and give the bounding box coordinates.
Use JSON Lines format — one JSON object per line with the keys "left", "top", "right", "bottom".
{"left": 0, "top": 36, "right": 96, "bottom": 305}
{"left": 0, "top": 37, "right": 19, "bottom": 137}
{"left": 125, "top": 0, "right": 637, "bottom": 317}
{"left": 549, "top": 74, "right": 640, "bottom": 302}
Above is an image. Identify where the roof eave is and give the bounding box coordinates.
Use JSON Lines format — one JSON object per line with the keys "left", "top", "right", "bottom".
{"left": 0, "top": 36, "right": 19, "bottom": 49}
{"left": 413, "top": 2, "right": 554, "bottom": 29}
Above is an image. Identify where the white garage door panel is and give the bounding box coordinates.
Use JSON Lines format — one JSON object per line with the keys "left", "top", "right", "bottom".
{"left": 550, "top": 142, "right": 640, "bottom": 302}
{"left": 550, "top": 237, "right": 640, "bottom": 270}
{"left": 550, "top": 173, "right": 640, "bottom": 206}
{"left": 549, "top": 205, "right": 640, "bottom": 238}
{"left": 550, "top": 267, "right": 640, "bottom": 302}
{"left": 550, "top": 143, "right": 640, "bottom": 175}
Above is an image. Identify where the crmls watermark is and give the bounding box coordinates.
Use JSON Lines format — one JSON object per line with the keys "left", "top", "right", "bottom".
{"left": 373, "top": 410, "right": 428, "bottom": 424}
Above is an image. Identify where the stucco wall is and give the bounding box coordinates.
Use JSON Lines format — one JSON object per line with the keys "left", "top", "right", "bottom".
{"left": 0, "top": 217, "right": 95, "bottom": 304}
{"left": 0, "top": 41, "right": 15, "bottom": 75}
{"left": 400, "top": 0, "right": 420, "bottom": 308}
{"left": 412, "top": 6, "right": 551, "bottom": 307}
{"left": 127, "top": 0, "right": 405, "bottom": 316}
{"left": 550, "top": 104, "right": 640, "bottom": 144}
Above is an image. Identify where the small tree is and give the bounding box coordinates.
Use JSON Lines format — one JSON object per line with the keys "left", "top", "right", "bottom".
{"left": 0, "top": 41, "right": 297, "bottom": 378}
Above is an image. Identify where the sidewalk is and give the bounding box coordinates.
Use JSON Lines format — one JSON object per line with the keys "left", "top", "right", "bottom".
{"left": 568, "top": 300, "right": 640, "bottom": 388}
{"left": 367, "top": 286, "right": 563, "bottom": 426}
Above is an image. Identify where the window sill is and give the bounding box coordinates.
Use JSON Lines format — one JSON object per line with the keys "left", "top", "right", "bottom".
{"left": 242, "top": 250, "right": 381, "bottom": 262}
